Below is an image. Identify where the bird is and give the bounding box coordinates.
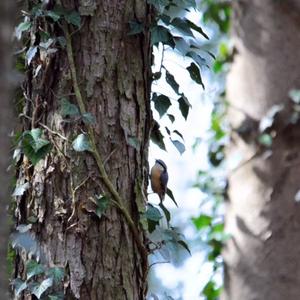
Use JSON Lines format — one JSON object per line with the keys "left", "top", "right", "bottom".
{"left": 150, "top": 159, "right": 169, "bottom": 202}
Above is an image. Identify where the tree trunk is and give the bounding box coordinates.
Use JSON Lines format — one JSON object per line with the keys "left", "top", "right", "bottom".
{"left": 223, "top": 1, "right": 300, "bottom": 299}
{"left": 14, "top": 1, "right": 152, "bottom": 299}
{"left": 0, "top": 0, "right": 14, "bottom": 297}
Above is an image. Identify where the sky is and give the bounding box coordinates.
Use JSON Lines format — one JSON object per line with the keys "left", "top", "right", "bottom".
{"left": 147, "top": 30, "right": 223, "bottom": 298}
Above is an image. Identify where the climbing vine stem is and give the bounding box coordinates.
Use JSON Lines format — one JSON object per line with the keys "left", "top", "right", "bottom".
{"left": 63, "top": 21, "right": 148, "bottom": 276}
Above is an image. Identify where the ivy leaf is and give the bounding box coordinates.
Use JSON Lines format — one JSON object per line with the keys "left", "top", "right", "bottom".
{"left": 26, "top": 260, "right": 45, "bottom": 280}
{"left": 167, "top": 114, "right": 175, "bottom": 123}
{"left": 178, "top": 95, "right": 191, "bottom": 120}
{"left": 12, "top": 182, "right": 30, "bottom": 197}
{"left": 289, "top": 89, "right": 300, "bottom": 104}
{"left": 186, "top": 19, "right": 209, "bottom": 40}
{"left": 48, "top": 293, "right": 64, "bottom": 300}
{"left": 128, "top": 21, "right": 144, "bottom": 35}
{"left": 13, "top": 278, "right": 27, "bottom": 296}
{"left": 159, "top": 202, "right": 171, "bottom": 223}
{"left": 32, "top": 277, "right": 53, "bottom": 299}
{"left": 171, "top": 139, "right": 185, "bottom": 155}
{"left": 151, "top": 121, "right": 166, "bottom": 151}
{"left": 26, "top": 46, "right": 38, "bottom": 65}
{"left": 128, "top": 136, "right": 140, "bottom": 150}
{"left": 166, "top": 188, "right": 178, "bottom": 207}
{"left": 65, "top": 11, "right": 81, "bottom": 27}
{"left": 150, "top": 25, "right": 173, "bottom": 46}
{"left": 82, "top": 112, "right": 96, "bottom": 124}
{"left": 95, "top": 195, "right": 110, "bottom": 218}
{"left": 16, "top": 224, "right": 32, "bottom": 233}
{"left": 46, "top": 267, "right": 64, "bottom": 283}
{"left": 72, "top": 134, "right": 91, "bottom": 152}
{"left": 22, "top": 129, "right": 52, "bottom": 165}
{"left": 177, "top": 240, "right": 191, "bottom": 255}
{"left": 60, "top": 98, "right": 80, "bottom": 117}
{"left": 258, "top": 133, "right": 272, "bottom": 147}
{"left": 153, "top": 93, "right": 171, "bottom": 118}
{"left": 202, "top": 280, "right": 221, "bottom": 300}
{"left": 15, "top": 21, "right": 31, "bottom": 40}
{"left": 187, "top": 62, "right": 205, "bottom": 89}
{"left": 170, "top": 18, "right": 194, "bottom": 37}
{"left": 145, "top": 204, "right": 163, "bottom": 222}
{"left": 187, "top": 51, "right": 208, "bottom": 68}
{"left": 192, "top": 214, "right": 212, "bottom": 230}
{"left": 173, "top": 130, "right": 184, "bottom": 141}
{"left": 165, "top": 70, "right": 180, "bottom": 95}
{"left": 46, "top": 10, "right": 61, "bottom": 22}
{"left": 174, "top": 37, "right": 190, "bottom": 55}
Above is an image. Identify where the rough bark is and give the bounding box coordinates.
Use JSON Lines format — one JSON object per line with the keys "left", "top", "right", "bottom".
{"left": 0, "top": 0, "right": 14, "bottom": 298}
{"left": 223, "top": 1, "right": 300, "bottom": 299}
{"left": 14, "top": 1, "right": 152, "bottom": 299}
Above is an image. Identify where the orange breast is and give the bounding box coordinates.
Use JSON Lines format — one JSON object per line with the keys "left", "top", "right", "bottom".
{"left": 151, "top": 167, "right": 162, "bottom": 194}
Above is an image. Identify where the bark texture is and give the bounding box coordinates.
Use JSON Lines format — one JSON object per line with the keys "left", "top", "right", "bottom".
{"left": 223, "top": 1, "right": 300, "bottom": 299}
{"left": 0, "top": 0, "right": 14, "bottom": 298}
{"left": 15, "top": 1, "right": 151, "bottom": 299}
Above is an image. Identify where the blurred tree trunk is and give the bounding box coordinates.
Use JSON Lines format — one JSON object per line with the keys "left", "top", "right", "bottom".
{"left": 223, "top": 1, "right": 300, "bottom": 299}
{"left": 0, "top": 0, "right": 14, "bottom": 297}
{"left": 14, "top": 1, "right": 152, "bottom": 299}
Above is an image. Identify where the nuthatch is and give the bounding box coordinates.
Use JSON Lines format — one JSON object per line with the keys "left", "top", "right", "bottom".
{"left": 150, "top": 159, "right": 168, "bottom": 202}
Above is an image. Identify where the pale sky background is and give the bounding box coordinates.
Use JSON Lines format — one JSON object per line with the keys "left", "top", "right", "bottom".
{"left": 147, "top": 10, "right": 225, "bottom": 297}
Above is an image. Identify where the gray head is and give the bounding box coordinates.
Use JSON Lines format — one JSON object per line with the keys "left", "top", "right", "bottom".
{"left": 155, "top": 159, "right": 167, "bottom": 171}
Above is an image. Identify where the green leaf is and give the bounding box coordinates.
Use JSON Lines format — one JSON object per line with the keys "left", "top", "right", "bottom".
{"left": 13, "top": 278, "right": 27, "bottom": 296}
{"left": 46, "top": 10, "right": 61, "bottom": 22}
{"left": 166, "top": 188, "right": 178, "bottom": 207}
{"left": 26, "top": 46, "right": 38, "bottom": 65}
{"left": 187, "top": 62, "right": 204, "bottom": 89}
{"left": 186, "top": 51, "right": 208, "bottom": 68}
{"left": 171, "top": 139, "right": 185, "bottom": 155}
{"left": 289, "top": 89, "right": 300, "bottom": 104}
{"left": 202, "top": 280, "right": 221, "bottom": 300}
{"left": 159, "top": 202, "right": 171, "bottom": 223}
{"left": 167, "top": 114, "right": 175, "bottom": 123}
{"left": 258, "top": 133, "right": 272, "bottom": 147}
{"left": 48, "top": 293, "right": 64, "bottom": 300}
{"left": 153, "top": 93, "right": 171, "bottom": 118}
{"left": 12, "top": 182, "right": 30, "bottom": 197}
{"left": 151, "top": 121, "right": 166, "bottom": 151}
{"left": 177, "top": 240, "right": 191, "bottom": 255}
{"left": 15, "top": 21, "right": 31, "bottom": 39}
{"left": 82, "top": 112, "right": 96, "bottom": 124}
{"left": 178, "top": 95, "right": 191, "bottom": 120}
{"left": 16, "top": 224, "right": 32, "bottom": 233}
{"left": 60, "top": 98, "right": 80, "bottom": 117}
{"left": 32, "top": 277, "right": 53, "bottom": 299}
{"left": 22, "top": 129, "right": 52, "bottom": 165}
{"left": 128, "top": 21, "right": 144, "bottom": 35}
{"left": 72, "top": 134, "right": 91, "bottom": 152}
{"left": 192, "top": 214, "right": 212, "bottom": 230}
{"left": 46, "top": 267, "right": 64, "bottom": 283}
{"left": 57, "top": 36, "right": 67, "bottom": 48}
{"left": 165, "top": 70, "right": 180, "bottom": 95}
{"left": 26, "top": 260, "right": 45, "bottom": 280}
{"left": 145, "top": 204, "right": 163, "bottom": 222}
{"left": 170, "top": 18, "right": 194, "bottom": 37}
{"left": 65, "top": 11, "right": 81, "bottom": 27}
{"left": 173, "top": 130, "right": 184, "bottom": 141}
{"left": 186, "top": 19, "right": 209, "bottom": 40}
{"left": 174, "top": 37, "right": 190, "bottom": 55}
{"left": 150, "top": 25, "right": 173, "bottom": 46}
{"left": 128, "top": 136, "right": 140, "bottom": 150}
{"left": 95, "top": 195, "right": 110, "bottom": 218}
